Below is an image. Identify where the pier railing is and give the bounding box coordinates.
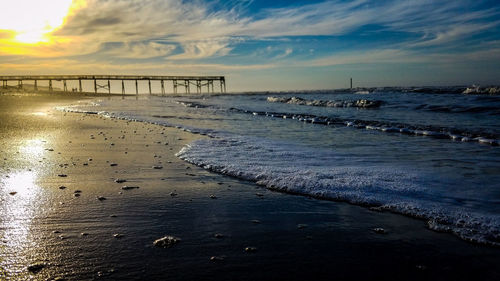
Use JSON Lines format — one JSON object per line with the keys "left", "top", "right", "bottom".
{"left": 0, "top": 75, "right": 226, "bottom": 95}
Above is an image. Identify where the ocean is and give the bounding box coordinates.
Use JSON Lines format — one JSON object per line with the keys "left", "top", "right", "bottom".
{"left": 63, "top": 88, "right": 500, "bottom": 246}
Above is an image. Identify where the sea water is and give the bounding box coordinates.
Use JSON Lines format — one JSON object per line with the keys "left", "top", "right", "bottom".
{"left": 63, "top": 89, "right": 500, "bottom": 246}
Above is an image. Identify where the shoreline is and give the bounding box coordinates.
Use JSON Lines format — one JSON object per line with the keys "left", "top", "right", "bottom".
{"left": 1, "top": 93, "right": 499, "bottom": 280}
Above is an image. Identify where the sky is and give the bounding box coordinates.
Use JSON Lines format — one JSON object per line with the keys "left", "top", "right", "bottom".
{"left": 0, "top": 0, "right": 499, "bottom": 91}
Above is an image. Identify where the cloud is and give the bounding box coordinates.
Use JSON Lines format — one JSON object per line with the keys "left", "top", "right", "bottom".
{"left": 102, "top": 42, "right": 177, "bottom": 59}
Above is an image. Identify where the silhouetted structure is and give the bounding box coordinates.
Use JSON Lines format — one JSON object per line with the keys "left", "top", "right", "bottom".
{"left": 0, "top": 75, "right": 226, "bottom": 95}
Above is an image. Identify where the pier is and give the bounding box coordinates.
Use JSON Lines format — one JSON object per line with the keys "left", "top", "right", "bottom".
{"left": 0, "top": 75, "right": 226, "bottom": 95}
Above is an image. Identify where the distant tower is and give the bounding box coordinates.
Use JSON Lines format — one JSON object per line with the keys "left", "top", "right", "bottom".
{"left": 350, "top": 78, "right": 353, "bottom": 89}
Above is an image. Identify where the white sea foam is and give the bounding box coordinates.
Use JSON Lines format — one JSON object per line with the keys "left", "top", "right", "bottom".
{"left": 177, "top": 135, "right": 500, "bottom": 246}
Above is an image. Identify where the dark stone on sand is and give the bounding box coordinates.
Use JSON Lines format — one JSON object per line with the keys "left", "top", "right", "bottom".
{"left": 244, "top": 247, "right": 257, "bottom": 253}
{"left": 153, "top": 236, "right": 181, "bottom": 248}
{"left": 9, "top": 191, "right": 17, "bottom": 195}
{"left": 152, "top": 165, "right": 163, "bottom": 169}
{"left": 373, "top": 227, "right": 387, "bottom": 234}
{"left": 121, "top": 186, "right": 139, "bottom": 190}
{"left": 209, "top": 195, "right": 217, "bottom": 199}
{"left": 210, "top": 256, "right": 225, "bottom": 262}
{"left": 115, "top": 179, "right": 127, "bottom": 183}
{"left": 74, "top": 193, "right": 81, "bottom": 197}
{"left": 58, "top": 174, "right": 67, "bottom": 177}
{"left": 27, "top": 263, "right": 46, "bottom": 273}
{"left": 170, "top": 192, "right": 178, "bottom": 197}
{"left": 113, "top": 234, "right": 124, "bottom": 238}
{"left": 59, "top": 186, "right": 66, "bottom": 190}
{"left": 97, "top": 196, "right": 107, "bottom": 201}
{"left": 110, "top": 163, "right": 118, "bottom": 167}
{"left": 251, "top": 220, "right": 261, "bottom": 224}
{"left": 214, "top": 233, "right": 224, "bottom": 239}
{"left": 297, "top": 224, "right": 308, "bottom": 229}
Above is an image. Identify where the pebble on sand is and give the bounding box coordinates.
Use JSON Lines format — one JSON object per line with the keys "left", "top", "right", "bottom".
{"left": 113, "top": 234, "right": 124, "bottom": 238}
{"left": 110, "top": 163, "right": 118, "bottom": 167}
{"left": 297, "top": 224, "right": 308, "bottom": 229}
{"left": 372, "top": 228, "right": 387, "bottom": 234}
{"left": 214, "top": 233, "right": 224, "bottom": 239}
{"left": 209, "top": 195, "right": 217, "bottom": 199}
{"left": 97, "top": 196, "right": 107, "bottom": 201}
{"left": 59, "top": 186, "right": 67, "bottom": 190}
{"left": 81, "top": 232, "right": 89, "bottom": 236}
{"left": 210, "top": 256, "right": 225, "bottom": 262}
{"left": 58, "top": 174, "right": 67, "bottom": 177}
{"left": 170, "top": 192, "right": 178, "bottom": 197}
{"left": 9, "top": 192, "right": 17, "bottom": 195}
{"left": 251, "top": 220, "right": 261, "bottom": 224}
{"left": 244, "top": 247, "right": 257, "bottom": 253}
{"left": 115, "top": 179, "right": 127, "bottom": 183}
{"left": 152, "top": 165, "right": 163, "bottom": 169}
{"left": 27, "top": 263, "right": 46, "bottom": 273}
{"left": 121, "top": 186, "right": 139, "bottom": 190}
{"left": 153, "top": 236, "right": 181, "bottom": 248}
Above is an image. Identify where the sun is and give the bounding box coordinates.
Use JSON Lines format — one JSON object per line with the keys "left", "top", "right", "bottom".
{"left": 0, "top": 0, "right": 75, "bottom": 44}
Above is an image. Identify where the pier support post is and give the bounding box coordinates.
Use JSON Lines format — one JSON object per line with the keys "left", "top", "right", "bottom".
{"left": 108, "top": 80, "right": 111, "bottom": 94}
{"left": 161, "top": 80, "right": 165, "bottom": 96}
{"left": 135, "top": 80, "right": 138, "bottom": 96}
{"left": 79, "top": 79, "right": 82, "bottom": 92}
{"left": 49, "top": 80, "right": 53, "bottom": 92}
{"left": 18, "top": 80, "right": 22, "bottom": 90}
{"left": 173, "top": 80, "right": 177, "bottom": 95}
{"left": 185, "top": 80, "right": 189, "bottom": 94}
{"left": 94, "top": 79, "right": 97, "bottom": 94}
{"left": 34, "top": 80, "right": 38, "bottom": 91}
{"left": 211, "top": 80, "right": 214, "bottom": 93}
{"left": 63, "top": 80, "right": 67, "bottom": 92}
{"left": 197, "top": 80, "right": 201, "bottom": 94}
{"left": 122, "top": 80, "right": 125, "bottom": 95}
{"left": 148, "top": 79, "right": 152, "bottom": 95}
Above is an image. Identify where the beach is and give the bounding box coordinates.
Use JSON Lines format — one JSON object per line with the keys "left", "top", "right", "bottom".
{"left": 1, "top": 92, "right": 500, "bottom": 281}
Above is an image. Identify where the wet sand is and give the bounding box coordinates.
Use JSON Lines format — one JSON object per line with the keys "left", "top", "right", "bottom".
{"left": 0, "top": 92, "right": 499, "bottom": 280}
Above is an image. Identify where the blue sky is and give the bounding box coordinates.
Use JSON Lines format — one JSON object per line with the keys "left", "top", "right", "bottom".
{"left": 1, "top": 0, "right": 499, "bottom": 91}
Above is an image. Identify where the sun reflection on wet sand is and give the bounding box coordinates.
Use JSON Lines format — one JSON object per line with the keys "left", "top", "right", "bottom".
{"left": 0, "top": 170, "right": 45, "bottom": 276}
{"left": 0, "top": 137, "right": 49, "bottom": 278}
{"left": 19, "top": 139, "right": 47, "bottom": 160}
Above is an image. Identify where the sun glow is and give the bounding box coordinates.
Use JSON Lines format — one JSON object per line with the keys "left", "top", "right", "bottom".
{"left": 0, "top": 0, "right": 75, "bottom": 44}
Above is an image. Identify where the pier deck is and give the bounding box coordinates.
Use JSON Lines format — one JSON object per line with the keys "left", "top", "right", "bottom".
{"left": 0, "top": 75, "right": 226, "bottom": 95}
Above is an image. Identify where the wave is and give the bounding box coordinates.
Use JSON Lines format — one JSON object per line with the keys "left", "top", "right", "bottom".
{"left": 267, "top": 96, "right": 383, "bottom": 108}
{"left": 176, "top": 135, "right": 500, "bottom": 246}
{"left": 463, "top": 86, "right": 500, "bottom": 95}
{"left": 214, "top": 107, "right": 499, "bottom": 146}
{"left": 413, "top": 104, "right": 500, "bottom": 115}
{"left": 175, "top": 101, "right": 500, "bottom": 146}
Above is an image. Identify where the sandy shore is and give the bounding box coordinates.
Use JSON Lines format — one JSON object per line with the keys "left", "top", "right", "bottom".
{"left": 0, "top": 93, "right": 499, "bottom": 280}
